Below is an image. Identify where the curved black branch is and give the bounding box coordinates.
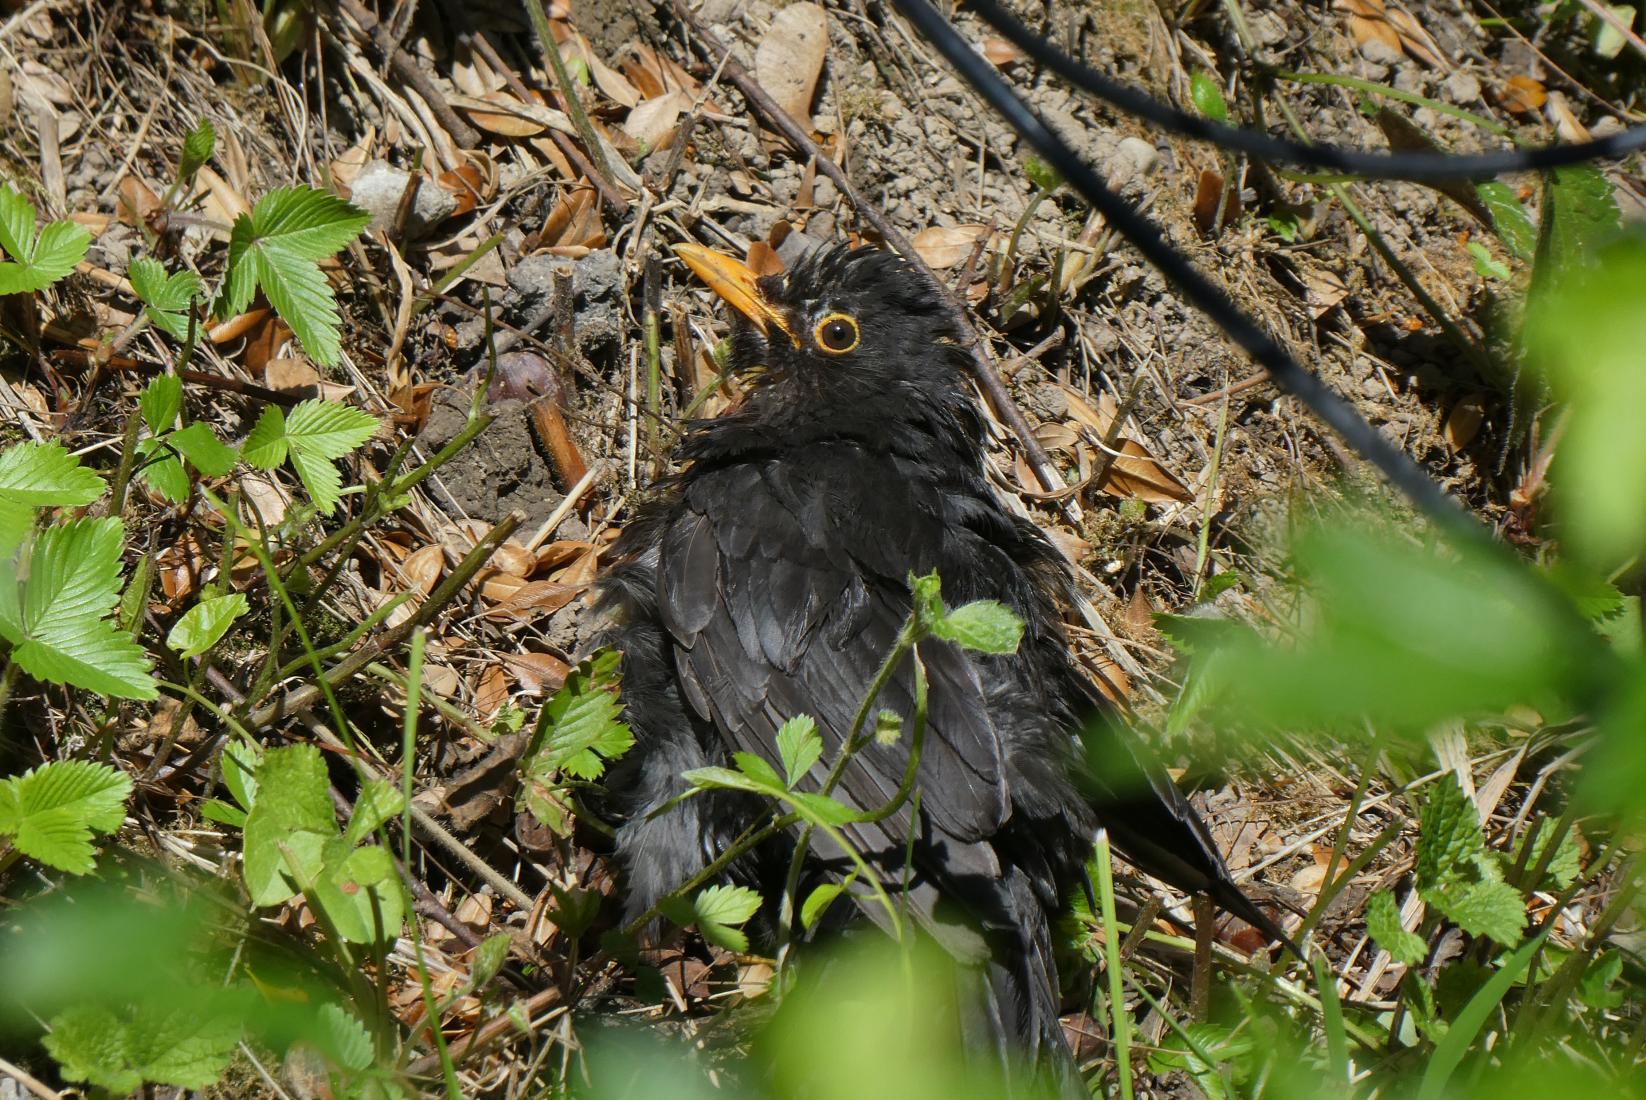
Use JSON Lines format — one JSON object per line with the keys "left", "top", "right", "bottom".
{"left": 968, "top": 0, "right": 1646, "bottom": 182}
{"left": 892, "top": 0, "right": 1472, "bottom": 533}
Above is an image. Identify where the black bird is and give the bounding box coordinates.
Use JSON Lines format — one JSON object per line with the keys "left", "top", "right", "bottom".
{"left": 597, "top": 242, "right": 1288, "bottom": 1078}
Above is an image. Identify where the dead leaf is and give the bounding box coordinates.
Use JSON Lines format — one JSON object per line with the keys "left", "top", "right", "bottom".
{"left": 1096, "top": 440, "right": 1193, "bottom": 504}
{"left": 624, "top": 89, "right": 692, "bottom": 151}
{"left": 746, "top": 240, "right": 785, "bottom": 278}
{"left": 534, "top": 540, "right": 594, "bottom": 573}
{"left": 1443, "top": 394, "right": 1486, "bottom": 453}
{"left": 911, "top": 224, "right": 990, "bottom": 269}
{"left": 331, "top": 126, "right": 376, "bottom": 190}
{"left": 265, "top": 357, "right": 320, "bottom": 392}
{"left": 1500, "top": 75, "right": 1547, "bottom": 115}
{"left": 1033, "top": 422, "right": 1079, "bottom": 452}
{"left": 1123, "top": 586, "right": 1156, "bottom": 638}
{"left": 754, "top": 2, "right": 829, "bottom": 124}
{"left": 491, "top": 541, "right": 537, "bottom": 577}
{"left": 475, "top": 664, "right": 509, "bottom": 720}
{"left": 451, "top": 92, "right": 573, "bottom": 139}
{"left": 1192, "top": 168, "right": 1240, "bottom": 235}
{"left": 196, "top": 165, "right": 250, "bottom": 228}
{"left": 501, "top": 652, "right": 571, "bottom": 694}
{"left": 484, "top": 580, "right": 581, "bottom": 621}
{"left": 981, "top": 37, "right": 1023, "bottom": 66}
{"left": 566, "top": 31, "right": 642, "bottom": 108}
{"left": 538, "top": 183, "right": 605, "bottom": 250}
{"left": 1336, "top": 0, "right": 1448, "bottom": 66}
{"left": 116, "top": 176, "right": 161, "bottom": 228}
{"left": 1302, "top": 265, "right": 1349, "bottom": 319}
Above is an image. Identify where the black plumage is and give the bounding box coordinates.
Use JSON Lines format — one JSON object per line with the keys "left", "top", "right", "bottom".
{"left": 596, "top": 243, "right": 1285, "bottom": 1075}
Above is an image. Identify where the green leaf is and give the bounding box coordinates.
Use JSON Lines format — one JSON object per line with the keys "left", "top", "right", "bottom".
{"left": 138, "top": 374, "right": 184, "bottom": 434}
{"left": 219, "top": 736, "right": 262, "bottom": 813}
{"left": 239, "top": 399, "right": 376, "bottom": 513}
{"left": 470, "top": 932, "right": 513, "bottom": 990}
{"left": 680, "top": 765, "right": 770, "bottom": 796}
{"left": 0, "top": 517, "right": 156, "bottom": 699}
{"left": 1189, "top": 71, "right": 1228, "bottom": 122}
{"left": 522, "top": 649, "right": 633, "bottom": 783}
{"left": 1474, "top": 180, "right": 1536, "bottom": 261}
{"left": 169, "top": 422, "right": 238, "bottom": 477}
{"left": 733, "top": 750, "right": 785, "bottom": 791}
{"left": 240, "top": 404, "right": 290, "bottom": 469}
{"left": 1532, "top": 165, "right": 1620, "bottom": 293}
{"left": 931, "top": 599, "right": 1024, "bottom": 654}
{"left": 1416, "top": 776, "right": 1481, "bottom": 891}
{"left": 1022, "top": 156, "right": 1062, "bottom": 193}
{"left": 316, "top": 841, "right": 406, "bottom": 943}
{"left": 1525, "top": 227, "right": 1646, "bottom": 564}
{"left": 242, "top": 744, "right": 337, "bottom": 906}
{"left": 670, "top": 884, "right": 763, "bottom": 952}
{"left": 44, "top": 1003, "right": 239, "bottom": 1092}
{"left": 0, "top": 760, "right": 132, "bottom": 873}
{"left": 342, "top": 778, "right": 405, "bottom": 846}
{"left": 1428, "top": 877, "right": 1525, "bottom": 947}
{"left": 315, "top": 1003, "right": 374, "bottom": 1072}
{"left": 165, "top": 592, "right": 249, "bottom": 658}
{"left": 1466, "top": 240, "right": 1509, "bottom": 281}
{"left": 0, "top": 185, "right": 91, "bottom": 294}
{"left": 136, "top": 438, "right": 189, "bottom": 503}
{"left": 0, "top": 441, "right": 105, "bottom": 550}
{"left": 788, "top": 791, "right": 859, "bottom": 828}
{"left": 128, "top": 258, "right": 202, "bottom": 341}
{"left": 776, "top": 715, "right": 822, "bottom": 788}
{"left": 219, "top": 186, "right": 369, "bottom": 365}
{"left": 178, "top": 117, "right": 215, "bottom": 182}
{"left": 800, "top": 881, "right": 846, "bottom": 930}
{"left": 1364, "top": 890, "right": 1426, "bottom": 966}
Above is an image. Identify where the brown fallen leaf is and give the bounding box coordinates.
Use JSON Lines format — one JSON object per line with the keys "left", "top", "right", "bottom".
{"left": 1191, "top": 168, "right": 1240, "bottom": 236}
{"left": 1302, "top": 265, "right": 1349, "bottom": 319}
{"left": 264, "top": 357, "right": 320, "bottom": 392}
{"left": 754, "top": 2, "right": 829, "bottom": 124}
{"left": 1096, "top": 439, "right": 1194, "bottom": 504}
{"left": 475, "top": 664, "right": 510, "bottom": 721}
{"left": 1443, "top": 393, "right": 1486, "bottom": 453}
{"left": 501, "top": 651, "right": 571, "bottom": 694}
{"left": 624, "top": 88, "right": 691, "bottom": 151}
{"left": 911, "top": 224, "right": 991, "bottom": 269}
{"left": 1499, "top": 74, "right": 1547, "bottom": 115}
{"left": 981, "top": 37, "right": 1023, "bottom": 66}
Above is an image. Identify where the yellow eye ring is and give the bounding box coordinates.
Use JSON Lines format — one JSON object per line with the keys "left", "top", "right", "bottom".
{"left": 813, "top": 312, "right": 860, "bottom": 355}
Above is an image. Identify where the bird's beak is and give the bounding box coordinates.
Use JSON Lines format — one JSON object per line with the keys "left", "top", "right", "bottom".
{"left": 673, "top": 244, "right": 795, "bottom": 342}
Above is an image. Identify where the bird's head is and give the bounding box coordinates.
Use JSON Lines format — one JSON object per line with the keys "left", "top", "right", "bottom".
{"left": 674, "top": 243, "right": 972, "bottom": 424}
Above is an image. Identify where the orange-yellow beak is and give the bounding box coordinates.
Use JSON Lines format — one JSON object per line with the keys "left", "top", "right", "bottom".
{"left": 673, "top": 243, "right": 794, "bottom": 342}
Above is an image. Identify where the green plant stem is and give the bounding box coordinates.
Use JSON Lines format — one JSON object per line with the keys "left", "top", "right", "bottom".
{"left": 523, "top": 0, "right": 618, "bottom": 195}
{"left": 400, "top": 629, "right": 463, "bottom": 1099}
{"left": 0, "top": 661, "right": 18, "bottom": 730}
{"left": 106, "top": 408, "right": 144, "bottom": 518}
{"left": 1094, "top": 831, "right": 1135, "bottom": 1100}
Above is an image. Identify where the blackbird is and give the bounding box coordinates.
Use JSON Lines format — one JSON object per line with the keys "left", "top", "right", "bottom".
{"left": 597, "top": 242, "right": 1287, "bottom": 1077}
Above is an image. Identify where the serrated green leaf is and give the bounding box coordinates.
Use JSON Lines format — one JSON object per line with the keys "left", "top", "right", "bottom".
{"left": 165, "top": 592, "right": 249, "bottom": 658}
{"left": 788, "top": 791, "right": 859, "bottom": 827}
{"left": 0, "top": 441, "right": 105, "bottom": 550}
{"left": 315, "top": 1003, "right": 374, "bottom": 1072}
{"left": 285, "top": 398, "right": 378, "bottom": 460}
{"left": 138, "top": 374, "right": 184, "bottom": 434}
{"left": 776, "top": 715, "right": 822, "bottom": 788}
{"left": 179, "top": 118, "right": 215, "bottom": 182}
{"left": 680, "top": 765, "right": 768, "bottom": 795}
{"left": 44, "top": 1003, "right": 239, "bottom": 1092}
{"left": 931, "top": 599, "right": 1023, "bottom": 654}
{"left": 1364, "top": 890, "right": 1426, "bottom": 966}
{"left": 1426, "top": 878, "right": 1526, "bottom": 947}
{"left": 342, "top": 778, "right": 405, "bottom": 846}
{"left": 220, "top": 187, "right": 369, "bottom": 365}
{"left": 129, "top": 259, "right": 202, "bottom": 341}
{"left": 0, "top": 760, "right": 132, "bottom": 874}
{"left": 290, "top": 446, "right": 346, "bottom": 513}
{"left": 1189, "top": 71, "right": 1227, "bottom": 122}
{"left": 136, "top": 438, "right": 189, "bottom": 503}
{"left": 523, "top": 649, "right": 633, "bottom": 783}
{"left": 169, "top": 422, "right": 238, "bottom": 477}
{"left": 1416, "top": 776, "right": 1481, "bottom": 891}
{"left": 690, "top": 884, "right": 761, "bottom": 952}
{"left": 241, "top": 404, "right": 290, "bottom": 469}
{"left": 0, "top": 185, "right": 90, "bottom": 293}
{"left": 242, "top": 744, "right": 337, "bottom": 905}
{"left": 734, "top": 750, "right": 785, "bottom": 791}
{"left": 0, "top": 517, "right": 156, "bottom": 698}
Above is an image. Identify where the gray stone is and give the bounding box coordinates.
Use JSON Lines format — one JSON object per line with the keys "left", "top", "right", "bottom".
{"left": 348, "top": 160, "right": 457, "bottom": 239}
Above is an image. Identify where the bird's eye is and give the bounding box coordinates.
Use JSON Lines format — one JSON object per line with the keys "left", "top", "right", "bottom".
{"left": 813, "top": 312, "right": 860, "bottom": 355}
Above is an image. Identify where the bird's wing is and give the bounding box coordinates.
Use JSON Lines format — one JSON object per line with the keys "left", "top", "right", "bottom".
{"left": 655, "top": 456, "right": 1014, "bottom": 911}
